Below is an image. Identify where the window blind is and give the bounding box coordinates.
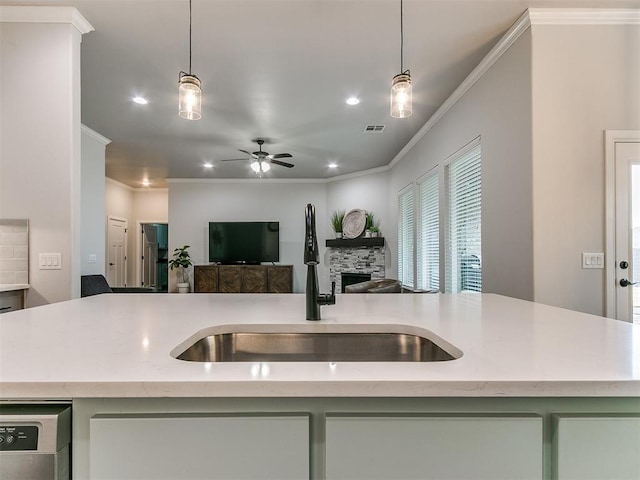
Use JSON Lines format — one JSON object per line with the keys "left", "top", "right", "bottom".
{"left": 398, "top": 188, "right": 415, "bottom": 289}
{"left": 446, "top": 145, "right": 482, "bottom": 293}
{"left": 417, "top": 173, "right": 439, "bottom": 291}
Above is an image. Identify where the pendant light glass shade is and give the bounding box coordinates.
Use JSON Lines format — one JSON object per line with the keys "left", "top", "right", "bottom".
{"left": 390, "top": 72, "right": 412, "bottom": 118}
{"left": 178, "top": 73, "right": 202, "bottom": 120}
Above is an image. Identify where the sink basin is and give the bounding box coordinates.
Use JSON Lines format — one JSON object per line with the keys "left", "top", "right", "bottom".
{"left": 171, "top": 325, "right": 462, "bottom": 362}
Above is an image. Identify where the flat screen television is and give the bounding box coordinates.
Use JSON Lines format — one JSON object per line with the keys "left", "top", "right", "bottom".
{"left": 208, "top": 221, "right": 280, "bottom": 264}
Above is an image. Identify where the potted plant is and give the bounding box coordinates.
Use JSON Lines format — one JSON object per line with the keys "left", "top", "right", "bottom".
{"left": 331, "top": 210, "right": 345, "bottom": 238}
{"left": 365, "top": 212, "right": 376, "bottom": 237}
{"left": 169, "top": 245, "right": 192, "bottom": 293}
{"left": 369, "top": 221, "right": 380, "bottom": 238}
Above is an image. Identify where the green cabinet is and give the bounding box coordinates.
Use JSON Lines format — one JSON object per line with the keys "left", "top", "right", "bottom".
{"left": 554, "top": 414, "right": 640, "bottom": 480}
{"left": 326, "top": 414, "right": 543, "bottom": 480}
{"left": 90, "top": 413, "right": 310, "bottom": 480}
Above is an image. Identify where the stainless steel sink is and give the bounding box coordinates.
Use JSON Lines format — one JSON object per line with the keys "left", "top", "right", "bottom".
{"left": 172, "top": 326, "right": 461, "bottom": 362}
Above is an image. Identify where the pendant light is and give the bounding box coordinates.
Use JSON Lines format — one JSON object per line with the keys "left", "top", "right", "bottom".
{"left": 390, "top": 0, "right": 412, "bottom": 118}
{"left": 178, "top": 0, "right": 201, "bottom": 120}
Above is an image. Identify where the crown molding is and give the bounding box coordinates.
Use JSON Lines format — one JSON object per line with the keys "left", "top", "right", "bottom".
{"left": 0, "top": 6, "right": 94, "bottom": 34}
{"left": 528, "top": 8, "right": 640, "bottom": 25}
{"left": 167, "top": 177, "right": 327, "bottom": 185}
{"left": 326, "top": 165, "right": 391, "bottom": 183}
{"left": 81, "top": 124, "right": 111, "bottom": 146}
{"left": 389, "top": 7, "right": 640, "bottom": 169}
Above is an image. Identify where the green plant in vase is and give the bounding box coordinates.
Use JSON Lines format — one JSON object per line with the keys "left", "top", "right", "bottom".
{"left": 365, "top": 212, "right": 376, "bottom": 237}
{"left": 169, "top": 245, "right": 193, "bottom": 293}
{"left": 331, "top": 210, "right": 345, "bottom": 238}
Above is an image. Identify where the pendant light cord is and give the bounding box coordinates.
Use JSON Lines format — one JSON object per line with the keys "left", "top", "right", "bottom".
{"left": 188, "top": 0, "right": 192, "bottom": 74}
{"left": 400, "top": 0, "right": 404, "bottom": 73}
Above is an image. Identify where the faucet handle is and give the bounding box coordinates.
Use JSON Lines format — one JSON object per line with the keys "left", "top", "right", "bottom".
{"left": 318, "top": 281, "right": 336, "bottom": 306}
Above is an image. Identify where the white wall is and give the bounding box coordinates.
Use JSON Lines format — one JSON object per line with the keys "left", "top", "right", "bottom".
{"left": 389, "top": 30, "right": 534, "bottom": 301}
{"left": 531, "top": 24, "right": 640, "bottom": 315}
{"left": 326, "top": 170, "right": 392, "bottom": 271}
{"left": 168, "top": 180, "right": 326, "bottom": 293}
{"left": 81, "top": 126, "right": 109, "bottom": 275}
{"left": 0, "top": 19, "right": 85, "bottom": 306}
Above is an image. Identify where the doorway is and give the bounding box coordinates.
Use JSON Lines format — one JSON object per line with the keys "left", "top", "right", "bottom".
{"left": 107, "top": 217, "right": 127, "bottom": 287}
{"left": 606, "top": 131, "right": 640, "bottom": 323}
{"left": 141, "top": 223, "right": 168, "bottom": 292}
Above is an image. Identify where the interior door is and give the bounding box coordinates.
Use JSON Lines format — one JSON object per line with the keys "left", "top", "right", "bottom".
{"left": 107, "top": 217, "right": 127, "bottom": 287}
{"left": 614, "top": 141, "right": 640, "bottom": 323}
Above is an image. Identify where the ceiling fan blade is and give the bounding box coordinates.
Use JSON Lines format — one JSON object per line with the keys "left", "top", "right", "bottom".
{"left": 220, "top": 158, "right": 250, "bottom": 162}
{"left": 239, "top": 149, "right": 258, "bottom": 159}
{"left": 270, "top": 153, "right": 293, "bottom": 159}
{"left": 270, "top": 159, "right": 295, "bottom": 168}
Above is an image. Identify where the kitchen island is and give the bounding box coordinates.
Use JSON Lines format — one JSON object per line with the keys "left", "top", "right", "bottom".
{"left": 1, "top": 293, "right": 639, "bottom": 479}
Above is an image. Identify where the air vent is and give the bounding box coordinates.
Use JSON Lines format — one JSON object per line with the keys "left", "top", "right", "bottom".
{"left": 363, "top": 125, "right": 385, "bottom": 133}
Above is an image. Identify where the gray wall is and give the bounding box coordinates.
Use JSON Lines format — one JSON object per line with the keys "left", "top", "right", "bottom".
{"left": 531, "top": 24, "right": 640, "bottom": 315}
{"left": 389, "top": 30, "right": 534, "bottom": 301}
{"left": 0, "top": 20, "right": 84, "bottom": 305}
{"left": 81, "top": 127, "right": 108, "bottom": 275}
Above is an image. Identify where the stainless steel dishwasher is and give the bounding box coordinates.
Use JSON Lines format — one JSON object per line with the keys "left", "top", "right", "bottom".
{"left": 0, "top": 404, "right": 71, "bottom": 480}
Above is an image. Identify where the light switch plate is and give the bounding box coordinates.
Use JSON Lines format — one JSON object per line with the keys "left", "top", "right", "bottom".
{"left": 39, "top": 253, "right": 62, "bottom": 270}
{"left": 582, "top": 252, "right": 604, "bottom": 269}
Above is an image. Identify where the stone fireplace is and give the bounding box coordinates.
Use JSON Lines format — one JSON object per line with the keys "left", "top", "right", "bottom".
{"left": 328, "top": 243, "right": 385, "bottom": 293}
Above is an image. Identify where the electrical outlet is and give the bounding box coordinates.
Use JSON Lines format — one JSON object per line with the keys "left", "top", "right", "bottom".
{"left": 582, "top": 253, "right": 604, "bottom": 269}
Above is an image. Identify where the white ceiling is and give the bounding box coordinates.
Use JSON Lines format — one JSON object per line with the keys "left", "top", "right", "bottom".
{"left": 3, "top": 0, "right": 639, "bottom": 187}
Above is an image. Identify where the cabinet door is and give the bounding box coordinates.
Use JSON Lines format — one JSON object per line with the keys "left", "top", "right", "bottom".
{"left": 326, "top": 414, "right": 542, "bottom": 480}
{"left": 268, "top": 265, "right": 293, "bottom": 293}
{"left": 554, "top": 414, "right": 640, "bottom": 479}
{"left": 242, "top": 266, "right": 267, "bottom": 293}
{"left": 90, "top": 414, "right": 309, "bottom": 480}
{"left": 0, "top": 290, "right": 23, "bottom": 313}
{"left": 218, "top": 265, "right": 242, "bottom": 293}
{"left": 193, "top": 265, "right": 218, "bottom": 293}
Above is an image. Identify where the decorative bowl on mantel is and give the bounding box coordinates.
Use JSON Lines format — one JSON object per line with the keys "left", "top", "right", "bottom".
{"left": 342, "top": 209, "right": 366, "bottom": 239}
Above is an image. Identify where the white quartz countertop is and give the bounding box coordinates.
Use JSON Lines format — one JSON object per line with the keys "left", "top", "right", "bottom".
{"left": 0, "top": 293, "right": 638, "bottom": 399}
{"left": 0, "top": 284, "right": 28, "bottom": 293}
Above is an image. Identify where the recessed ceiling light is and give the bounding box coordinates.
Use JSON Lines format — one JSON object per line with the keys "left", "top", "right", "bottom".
{"left": 346, "top": 97, "right": 360, "bottom": 106}
{"left": 203, "top": 162, "right": 213, "bottom": 169}
{"left": 141, "top": 179, "right": 151, "bottom": 187}
{"left": 132, "top": 96, "right": 148, "bottom": 105}
{"left": 328, "top": 162, "right": 338, "bottom": 169}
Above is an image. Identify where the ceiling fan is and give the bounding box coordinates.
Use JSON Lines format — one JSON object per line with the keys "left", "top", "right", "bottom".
{"left": 221, "top": 139, "right": 294, "bottom": 173}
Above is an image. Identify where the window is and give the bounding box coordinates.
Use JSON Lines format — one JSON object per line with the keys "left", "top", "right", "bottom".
{"left": 446, "top": 143, "right": 482, "bottom": 293}
{"left": 398, "top": 186, "right": 415, "bottom": 289}
{"left": 417, "top": 172, "right": 439, "bottom": 291}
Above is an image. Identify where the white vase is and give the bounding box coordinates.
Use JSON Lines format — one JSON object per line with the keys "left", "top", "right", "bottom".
{"left": 177, "top": 282, "right": 190, "bottom": 293}
{"left": 335, "top": 232, "right": 343, "bottom": 239}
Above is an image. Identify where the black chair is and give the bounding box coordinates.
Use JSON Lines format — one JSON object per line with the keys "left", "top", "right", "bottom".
{"left": 80, "top": 274, "right": 113, "bottom": 297}
{"left": 81, "top": 275, "right": 156, "bottom": 297}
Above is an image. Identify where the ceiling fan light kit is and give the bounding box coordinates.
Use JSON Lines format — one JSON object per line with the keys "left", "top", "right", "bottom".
{"left": 221, "top": 139, "right": 295, "bottom": 175}
{"left": 390, "top": 0, "right": 412, "bottom": 119}
{"left": 178, "top": 0, "right": 201, "bottom": 120}
{"left": 251, "top": 161, "right": 271, "bottom": 174}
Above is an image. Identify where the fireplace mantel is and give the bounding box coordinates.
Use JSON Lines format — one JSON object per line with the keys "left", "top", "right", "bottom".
{"left": 325, "top": 237, "right": 384, "bottom": 248}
